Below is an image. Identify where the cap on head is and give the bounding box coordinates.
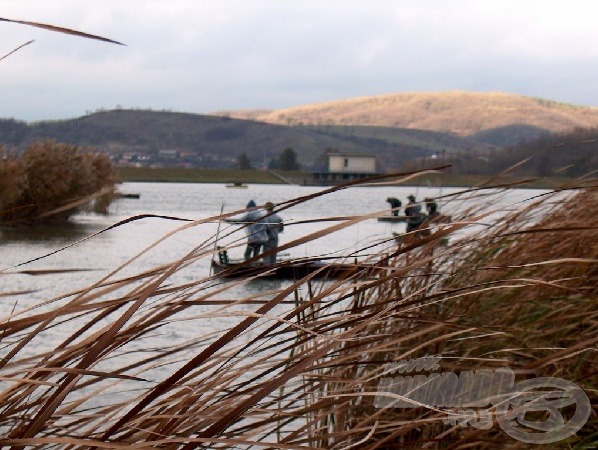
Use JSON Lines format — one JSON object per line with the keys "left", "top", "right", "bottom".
{"left": 264, "top": 201, "right": 274, "bottom": 211}
{"left": 246, "top": 200, "right": 256, "bottom": 208}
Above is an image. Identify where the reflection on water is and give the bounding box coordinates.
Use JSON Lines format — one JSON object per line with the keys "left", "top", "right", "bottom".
{"left": 244, "top": 278, "right": 287, "bottom": 295}
{"left": 0, "top": 220, "right": 102, "bottom": 244}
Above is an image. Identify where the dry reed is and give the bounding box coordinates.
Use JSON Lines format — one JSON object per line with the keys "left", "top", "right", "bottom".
{"left": 0, "top": 17, "right": 124, "bottom": 46}
{"left": 0, "top": 171, "right": 595, "bottom": 449}
{"left": 0, "top": 140, "right": 118, "bottom": 225}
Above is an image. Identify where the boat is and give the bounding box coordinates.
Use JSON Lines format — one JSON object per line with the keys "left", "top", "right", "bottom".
{"left": 211, "top": 252, "right": 368, "bottom": 280}
{"left": 226, "top": 181, "right": 248, "bottom": 188}
{"left": 114, "top": 192, "right": 140, "bottom": 199}
{"left": 392, "top": 232, "right": 449, "bottom": 246}
{"left": 211, "top": 259, "right": 365, "bottom": 279}
{"left": 378, "top": 213, "right": 451, "bottom": 224}
{"left": 377, "top": 215, "right": 407, "bottom": 222}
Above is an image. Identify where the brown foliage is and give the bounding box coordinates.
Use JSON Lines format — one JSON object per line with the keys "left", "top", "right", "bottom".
{"left": 317, "top": 187, "right": 597, "bottom": 449}
{"left": 0, "top": 173, "right": 595, "bottom": 448}
{"left": 0, "top": 140, "right": 118, "bottom": 225}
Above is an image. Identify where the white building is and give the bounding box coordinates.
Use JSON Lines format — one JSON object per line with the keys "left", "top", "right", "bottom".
{"left": 313, "top": 153, "right": 379, "bottom": 184}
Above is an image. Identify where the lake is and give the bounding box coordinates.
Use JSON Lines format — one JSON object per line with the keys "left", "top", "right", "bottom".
{"left": 1, "top": 182, "right": 548, "bottom": 303}
{"left": 0, "top": 181, "right": 553, "bottom": 437}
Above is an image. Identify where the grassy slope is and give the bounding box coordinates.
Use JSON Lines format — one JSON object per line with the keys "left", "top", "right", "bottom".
{"left": 242, "top": 91, "right": 598, "bottom": 136}
{"left": 302, "top": 124, "right": 479, "bottom": 153}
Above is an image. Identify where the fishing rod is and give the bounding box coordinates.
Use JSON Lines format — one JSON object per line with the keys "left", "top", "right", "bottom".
{"left": 210, "top": 203, "right": 225, "bottom": 276}
{"left": 205, "top": 215, "right": 373, "bottom": 226}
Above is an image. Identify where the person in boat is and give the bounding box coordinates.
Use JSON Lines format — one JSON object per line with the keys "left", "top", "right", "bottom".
{"left": 386, "top": 197, "right": 402, "bottom": 216}
{"left": 261, "top": 201, "right": 284, "bottom": 265}
{"left": 424, "top": 197, "right": 439, "bottom": 218}
{"left": 404, "top": 194, "right": 426, "bottom": 232}
{"left": 226, "top": 200, "right": 269, "bottom": 260}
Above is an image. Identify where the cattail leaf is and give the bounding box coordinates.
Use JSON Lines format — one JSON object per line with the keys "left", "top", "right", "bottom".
{"left": 0, "top": 17, "right": 125, "bottom": 45}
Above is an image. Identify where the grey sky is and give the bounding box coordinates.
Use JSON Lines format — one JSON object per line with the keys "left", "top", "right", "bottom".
{"left": 2, "top": 0, "right": 597, "bottom": 122}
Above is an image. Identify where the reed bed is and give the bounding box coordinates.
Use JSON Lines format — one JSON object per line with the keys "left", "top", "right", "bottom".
{"left": 0, "top": 172, "right": 595, "bottom": 449}
{"left": 0, "top": 140, "right": 118, "bottom": 225}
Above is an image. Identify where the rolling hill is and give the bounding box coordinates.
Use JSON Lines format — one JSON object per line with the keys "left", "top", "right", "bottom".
{"left": 216, "top": 91, "right": 598, "bottom": 137}
{"left": 2, "top": 91, "right": 597, "bottom": 173}
{"left": 0, "top": 110, "right": 455, "bottom": 170}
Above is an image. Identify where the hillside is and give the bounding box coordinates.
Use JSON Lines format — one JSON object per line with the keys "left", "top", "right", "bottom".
{"left": 0, "top": 110, "right": 458, "bottom": 170}
{"left": 220, "top": 91, "right": 598, "bottom": 137}
{"left": 2, "top": 91, "right": 597, "bottom": 174}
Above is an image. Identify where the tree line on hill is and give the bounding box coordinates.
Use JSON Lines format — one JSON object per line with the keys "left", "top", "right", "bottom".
{"left": 410, "top": 126, "right": 597, "bottom": 178}
{"left": 236, "top": 147, "right": 301, "bottom": 171}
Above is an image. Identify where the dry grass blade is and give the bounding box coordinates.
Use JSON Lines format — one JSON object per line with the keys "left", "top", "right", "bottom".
{"left": 0, "top": 171, "right": 596, "bottom": 448}
{"left": 0, "top": 39, "right": 34, "bottom": 62}
{"left": 0, "top": 17, "right": 124, "bottom": 45}
{"left": 4, "top": 213, "right": 192, "bottom": 270}
{"left": 10, "top": 269, "right": 99, "bottom": 276}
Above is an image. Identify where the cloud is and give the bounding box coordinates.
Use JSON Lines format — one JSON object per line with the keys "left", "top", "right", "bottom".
{"left": 1, "top": 0, "right": 597, "bottom": 121}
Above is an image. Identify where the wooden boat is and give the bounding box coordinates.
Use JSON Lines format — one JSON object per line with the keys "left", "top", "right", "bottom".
{"left": 211, "top": 257, "right": 367, "bottom": 280}
{"left": 226, "top": 181, "right": 248, "bottom": 188}
{"left": 377, "top": 215, "right": 407, "bottom": 222}
{"left": 114, "top": 192, "right": 140, "bottom": 199}
{"left": 379, "top": 213, "right": 451, "bottom": 223}
{"left": 392, "top": 232, "right": 449, "bottom": 246}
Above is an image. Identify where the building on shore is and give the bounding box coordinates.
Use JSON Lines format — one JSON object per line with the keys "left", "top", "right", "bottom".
{"left": 312, "top": 153, "right": 379, "bottom": 184}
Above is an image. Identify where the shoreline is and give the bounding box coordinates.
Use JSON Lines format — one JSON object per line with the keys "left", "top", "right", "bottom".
{"left": 117, "top": 167, "right": 576, "bottom": 190}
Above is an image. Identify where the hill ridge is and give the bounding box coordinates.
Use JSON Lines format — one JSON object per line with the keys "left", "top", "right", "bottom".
{"left": 2, "top": 91, "right": 597, "bottom": 173}
{"left": 216, "top": 91, "right": 598, "bottom": 136}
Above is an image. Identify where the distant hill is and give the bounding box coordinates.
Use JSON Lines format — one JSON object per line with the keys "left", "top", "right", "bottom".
{"left": 211, "top": 109, "right": 274, "bottom": 121}
{"left": 2, "top": 91, "right": 597, "bottom": 173}
{"left": 218, "top": 91, "right": 598, "bottom": 138}
{"left": 469, "top": 124, "right": 551, "bottom": 147}
{"left": 0, "top": 110, "right": 460, "bottom": 170}
{"left": 302, "top": 124, "right": 479, "bottom": 154}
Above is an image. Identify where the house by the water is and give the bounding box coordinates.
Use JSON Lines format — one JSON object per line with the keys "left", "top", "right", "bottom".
{"left": 312, "top": 153, "right": 379, "bottom": 184}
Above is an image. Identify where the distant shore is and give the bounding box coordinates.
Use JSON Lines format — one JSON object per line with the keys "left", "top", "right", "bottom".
{"left": 117, "top": 167, "right": 573, "bottom": 190}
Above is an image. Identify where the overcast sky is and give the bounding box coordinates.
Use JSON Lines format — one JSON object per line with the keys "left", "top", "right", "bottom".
{"left": 2, "top": 0, "right": 597, "bottom": 122}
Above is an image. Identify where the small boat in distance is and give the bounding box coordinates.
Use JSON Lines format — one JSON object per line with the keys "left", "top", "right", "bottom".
{"left": 226, "top": 181, "right": 248, "bottom": 188}
{"left": 114, "top": 192, "right": 140, "bottom": 199}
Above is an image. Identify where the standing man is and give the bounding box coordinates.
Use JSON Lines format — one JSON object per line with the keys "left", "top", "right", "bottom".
{"left": 227, "top": 200, "right": 269, "bottom": 261}
{"left": 404, "top": 195, "right": 425, "bottom": 232}
{"left": 261, "top": 202, "right": 284, "bottom": 265}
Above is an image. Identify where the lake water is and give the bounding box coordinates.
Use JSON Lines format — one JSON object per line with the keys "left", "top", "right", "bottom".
{"left": 0, "top": 181, "right": 553, "bottom": 436}
{"left": 1, "top": 182, "right": 549, "bottom": 303}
